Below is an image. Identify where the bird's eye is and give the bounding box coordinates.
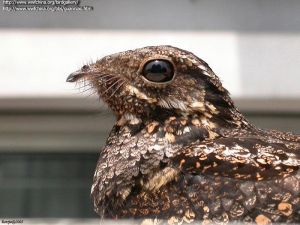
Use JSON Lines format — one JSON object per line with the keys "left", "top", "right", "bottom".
{"left": 142, "top": 59, "right": 174, "bottom": 83}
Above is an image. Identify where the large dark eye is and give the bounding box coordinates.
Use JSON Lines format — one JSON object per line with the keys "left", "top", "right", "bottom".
{"left": 142, "top": 59, "right": 174, "bottom": 83}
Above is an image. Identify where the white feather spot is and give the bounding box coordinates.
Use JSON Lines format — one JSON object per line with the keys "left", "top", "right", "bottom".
{"left": 183, "top": 126, "right": 191, "bottom": 134}
{"left": 123, "top": 113, "right": 141, "bottom": 124}
{"left": 149, "top": 144, "right": 164, "bottom": 151}
{"left": 198, "top": 65, "right": 207, "bottom": 71}
{"left": 158, "top": 97, "right": 187, "bottom": 111}
{"left": 126, "top": 85, "right": 157, "bottom": 103}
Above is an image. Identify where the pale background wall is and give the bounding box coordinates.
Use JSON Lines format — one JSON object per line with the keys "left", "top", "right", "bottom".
{"left": 0, "top": 0, "right": 300, "bottom": 98}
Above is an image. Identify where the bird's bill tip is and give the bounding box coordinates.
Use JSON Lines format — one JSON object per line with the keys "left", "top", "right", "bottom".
{"left": 66, "top": 70, "right": 84, "bottom": 82}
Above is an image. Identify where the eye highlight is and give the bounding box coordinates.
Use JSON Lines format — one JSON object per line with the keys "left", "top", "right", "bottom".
{"left": 142, "top": 59, "right": 175, "bottom": 83}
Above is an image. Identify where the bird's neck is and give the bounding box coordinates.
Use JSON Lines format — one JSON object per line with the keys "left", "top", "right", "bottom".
{"left": 201, "top": 99, "right": 252, "bottom": 131}
{"left": 116, "top": 102, "right": 252, "bottom": 145}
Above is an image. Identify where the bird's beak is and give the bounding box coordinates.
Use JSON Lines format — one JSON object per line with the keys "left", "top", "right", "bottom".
{"left": 66, "top": 70, "right": 86, "bottom": 82}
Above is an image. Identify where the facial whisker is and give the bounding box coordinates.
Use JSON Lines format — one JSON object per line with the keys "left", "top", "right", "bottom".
{"left": 94, "top": 73, "right": 120, "bottom": 78}
{"left": 85, "top": 90, "right": 98, "bottom": 98}
{"left": 93, "top": 74, "right": 113, "bottom": 80}
{"left": 102, "top": 79, "right": 122, "bottom": 95}
{"left": 107, "top": 80, "right": 125, "bottom": 100}
{"left": 72, "top": 85, "right": 90, "bottom": 91}
{"left": 74, "top": 74, "right": 112, "bottom": 87}
{"left": 76, "top": 84, "right": 93, "bottom": 92}
{"left": 76, "top": 81, "right": 92, "bottom": 88}
{"left": 99, "top": 76, "right": 118, "bottom": 84}
{"left": 78, "top": 86, "right": 95, "bottom": 94}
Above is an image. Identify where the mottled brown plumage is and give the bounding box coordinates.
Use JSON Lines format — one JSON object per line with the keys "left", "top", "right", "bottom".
{"left": 67, "top": 46, "right": 300, "bottom": 224}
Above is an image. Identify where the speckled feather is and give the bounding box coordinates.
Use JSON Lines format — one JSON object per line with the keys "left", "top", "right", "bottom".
{"left": 67, "top": 46, "right": 300, "bottom": 224}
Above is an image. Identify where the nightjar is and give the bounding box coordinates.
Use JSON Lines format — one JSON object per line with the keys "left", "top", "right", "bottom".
{"left": 67, "top": 46, "right": 300, "bottom": 224}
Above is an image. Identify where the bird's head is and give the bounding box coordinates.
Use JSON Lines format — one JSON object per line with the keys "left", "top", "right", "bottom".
{"left": 67, "top": 45, "right": 244, "bottom": 127}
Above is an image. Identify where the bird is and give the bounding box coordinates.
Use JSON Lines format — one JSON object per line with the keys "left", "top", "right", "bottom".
{"left": 67, "top": 45, "right": 300, "bottom": 224}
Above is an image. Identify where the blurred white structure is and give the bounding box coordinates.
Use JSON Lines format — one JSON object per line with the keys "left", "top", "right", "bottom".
{"left": 0, "top": 30, "right": 299, "bottom": 98}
